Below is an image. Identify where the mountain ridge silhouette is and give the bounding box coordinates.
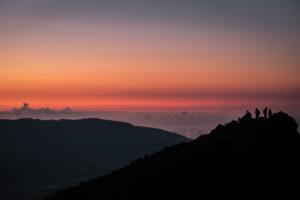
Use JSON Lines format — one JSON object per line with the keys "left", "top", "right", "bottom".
{"left": 0, "top": 118, "right": 189, "bottom": 200}
{"left": 47, "top": 111, "right": 300, "bottom": 199}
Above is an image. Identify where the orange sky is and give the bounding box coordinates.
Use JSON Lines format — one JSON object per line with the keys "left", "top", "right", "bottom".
{"left": 1, "top": 3, "right": 300, "bottom": 113}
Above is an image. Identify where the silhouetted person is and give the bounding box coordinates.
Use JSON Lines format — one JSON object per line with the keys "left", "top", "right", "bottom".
{"left": 263, "top": 107, "right": 268, "bottom": 118}
{"left": 255, "top": 108, "right": 260, "bottom": 119}
{"left": 241, "top": 110, "right": 252, "bottom": 121}
{"left": 268, "top": 109, "right": 273, "bottom": 118}
{"left": 23, "top": 102, "right": 29, "bottom": 109}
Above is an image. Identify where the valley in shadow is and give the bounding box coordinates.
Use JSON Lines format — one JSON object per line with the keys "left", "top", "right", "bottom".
{"left": 0, "top": 118, "right": 189, "bottom": 200}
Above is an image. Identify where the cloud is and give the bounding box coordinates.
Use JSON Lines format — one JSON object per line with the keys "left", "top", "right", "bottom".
{"left": 1, "top": 103, "right": 76, "bottom": 116}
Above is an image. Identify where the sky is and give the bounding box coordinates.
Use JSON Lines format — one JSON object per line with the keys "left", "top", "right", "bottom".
{"left": 0, "top": 0, "right": 300, "bottom": 114}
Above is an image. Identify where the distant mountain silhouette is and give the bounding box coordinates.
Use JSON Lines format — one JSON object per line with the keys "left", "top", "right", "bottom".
{"left": 0, "top": 118, "right": 188, "bottom": 200}
{"left": 47, "top": 112, "right": 300, "bottom": 199}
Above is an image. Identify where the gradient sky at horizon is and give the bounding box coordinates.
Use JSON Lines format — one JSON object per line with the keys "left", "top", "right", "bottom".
{"left": 1, "top": 0, "right": 300, "bottom": 113}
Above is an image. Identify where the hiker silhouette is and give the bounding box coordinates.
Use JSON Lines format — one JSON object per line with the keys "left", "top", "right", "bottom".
{"left": 268, "top": 109, "right": 273, "bottom": 118}
{"left": 241, "top": 110, "right": 252, "bottom": 121}
{"left": 255, "top": 108, "right": 260, "bottom": 119}
{"left": 263, "top": 107, "right": 268, "bottom": 118}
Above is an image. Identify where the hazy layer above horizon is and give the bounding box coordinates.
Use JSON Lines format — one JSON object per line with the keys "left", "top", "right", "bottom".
{"left": 1, "top": 103, "right": 299, "bottom": 139}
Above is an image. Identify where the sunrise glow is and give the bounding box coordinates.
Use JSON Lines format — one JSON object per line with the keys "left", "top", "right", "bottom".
{"left": 0, "top": 1, "right": 299, "bottom": 114}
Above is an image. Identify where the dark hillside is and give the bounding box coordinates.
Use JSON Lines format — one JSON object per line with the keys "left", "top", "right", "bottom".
{"left": 48, "top": 112, "right": 300, "bottom": 199}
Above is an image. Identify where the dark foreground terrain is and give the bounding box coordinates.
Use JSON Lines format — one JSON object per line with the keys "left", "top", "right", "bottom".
{"left": 48, "top": 112, "right": 300, "bottom": 199}
{"left": 0, "top": 118, "right": 188, "bottom": 200}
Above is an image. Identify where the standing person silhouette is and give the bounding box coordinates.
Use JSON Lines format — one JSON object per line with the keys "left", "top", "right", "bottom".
{"left": 263, "top": 107, "right": 268, "bottom": 118}
{"left": 255, "top": 108, "right": 260, "bottom": 119}
{"left": 268, "top": 108, "right": 273, "bottom": 118}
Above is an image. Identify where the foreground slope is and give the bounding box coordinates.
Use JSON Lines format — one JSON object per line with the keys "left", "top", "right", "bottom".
{"left": 0, "top": 118, "right": 188, "bottom": 200}
{"left": 48, "top": 112, "right": 300, "bottom": 199}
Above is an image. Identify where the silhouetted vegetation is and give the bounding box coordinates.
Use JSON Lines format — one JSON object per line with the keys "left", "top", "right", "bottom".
{"left": 47, "top": 111, "right": 300, "bottom": 199}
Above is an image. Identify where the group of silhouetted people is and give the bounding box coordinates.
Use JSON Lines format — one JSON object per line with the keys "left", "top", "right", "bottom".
{"left": 255, "top": 107, "right": 272, "bottom": 119}
{"left": 241, "top": 107, "right": 273, "bottom": 121}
